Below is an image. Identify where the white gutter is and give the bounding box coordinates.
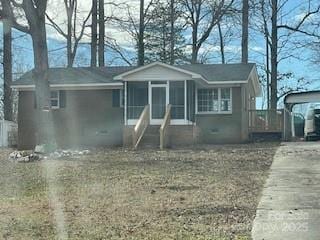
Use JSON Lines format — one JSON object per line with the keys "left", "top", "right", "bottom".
{"left": 12, "top": 82, "right": 123, "bottom": 91}
{"left": 204, "top": 80, "right": 248, "bottom": 84}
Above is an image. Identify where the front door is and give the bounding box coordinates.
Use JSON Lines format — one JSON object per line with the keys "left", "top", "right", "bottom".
{"left": 150, "top": 84, "right": 168, "bottom": 124}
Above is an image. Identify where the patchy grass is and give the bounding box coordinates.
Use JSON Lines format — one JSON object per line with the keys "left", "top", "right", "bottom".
{"left": 0, "top": 143, "right": 278, "bottom": 240}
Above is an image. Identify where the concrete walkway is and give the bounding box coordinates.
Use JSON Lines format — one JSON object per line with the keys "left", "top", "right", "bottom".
{"left": 252, "top": 142, "right": 320, "bottom": 240}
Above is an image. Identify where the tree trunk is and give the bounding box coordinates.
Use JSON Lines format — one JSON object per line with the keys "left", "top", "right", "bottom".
{"left": 191, "top": 26, "right": 198, "bottom": 64}
{"left": 270, "top": 0, "right": 278, "bottom": 111}
{"left": 241, "top": 0, "right": 249, "bottom": 63}
{"left": 169, "top": 0, "right": 175, "bottom": 65}
{"left": 3, "top": 0, "right": 54, "bottom": 148}
{"left": 91, "top": 0, "right": 98, "bottom": 67}
{"left": 138, "top": 0, "right": 145, "bottom": 66}
{"left": 98, "top": 0, "right": 105, "bottom": 66}
{"left": 3, "top": 20, "right": 13, "bottom": 121}
{"left": 66, "top": 4, "right": 73, "bottom": 67}
{"left": 266, "top": 36, "right": 270, "bottom": 110}
{"left": 31, "top": 19, "right": 55, "bottom": 147}
{"left": 218, "top": 22, "right": 225, "bottom": 64}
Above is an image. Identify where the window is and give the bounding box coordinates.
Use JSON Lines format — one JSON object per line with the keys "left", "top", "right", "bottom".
{"left": 34, "top": 90, "right": 65, "bottom": 109}
{"left": 112, "top": 89, "right": 124, "bottom": 108}
{"left": 197, "top": 88, "right": 232, "bottom": 114}
{"left": 197, "top": 89, "right": 219, "bottom": 112}
{"left": 169, "top": 81, "right": 185, "bottom": 119}
{"left": 220, "top": 88, "right": 231, "bottom": 112}
{"left": 51, "top": 91, "right": 60, "bottom": 109}
{"left": 127, "top": 82, "right": 148, "bottom": 119}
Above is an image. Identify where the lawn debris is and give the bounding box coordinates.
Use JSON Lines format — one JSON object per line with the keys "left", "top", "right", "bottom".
{"left": 49, "top": 149, "right": 91, "bottom": 159}
{"left": 8, "top": 149, "right": 91, "bottom": 162}
{"left": 9, "top": 151, "right": 41, "bottom": 163}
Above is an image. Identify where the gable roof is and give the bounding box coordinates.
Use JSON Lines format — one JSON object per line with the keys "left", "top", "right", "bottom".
{"left": 114, "top": 62, "right": 204, "bottom": 81}
{"left": 179, "top": 63, "right": 256, "bottom": 82}
{"left": 12, "top": 66, "right": 136, "bottom": 86}
{"left": 12, "top": 62, "right": 258, "bottom": 92}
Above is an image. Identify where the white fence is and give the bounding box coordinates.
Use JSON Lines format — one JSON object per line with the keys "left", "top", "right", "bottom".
{"left": 0, "top": 120, "right": 18, "bottom": 147}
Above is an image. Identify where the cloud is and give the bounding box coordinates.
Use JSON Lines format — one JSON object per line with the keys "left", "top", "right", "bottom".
{"left": 45, "top": 0, "right": 143, "bottom": 48}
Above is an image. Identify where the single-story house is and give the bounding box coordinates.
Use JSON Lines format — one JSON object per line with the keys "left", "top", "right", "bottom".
{"left": 12, "top": 62, "right": 261, "bottom": 150}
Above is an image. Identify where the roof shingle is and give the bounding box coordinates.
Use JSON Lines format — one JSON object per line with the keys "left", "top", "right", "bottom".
{"left": 12, "top": 63, "right": 255, "bottom": 86}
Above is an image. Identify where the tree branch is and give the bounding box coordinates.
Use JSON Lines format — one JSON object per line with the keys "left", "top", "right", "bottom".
{"left": 45, "top": 13, "right": 67, "bottom": 38}
{"left": 277, "top": 5, "right": 320, "bottom": 38}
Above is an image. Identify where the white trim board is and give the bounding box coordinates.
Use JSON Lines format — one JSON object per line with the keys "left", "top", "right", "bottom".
{"left": 127, "top": 119, "right": 193, "bottom": 126}
{"left": 114, "top": 62, "right": 203, "bottom": 81}
{"left": 285, "top": 92, "right": 320, "bottom": 104}
{"left": 12, "top": 82, "right": 123, "bottom": 91}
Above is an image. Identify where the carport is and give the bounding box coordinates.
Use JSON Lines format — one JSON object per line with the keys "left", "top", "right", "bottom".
{"left": 283, "top": 91, "right": 320, "bottom": 140}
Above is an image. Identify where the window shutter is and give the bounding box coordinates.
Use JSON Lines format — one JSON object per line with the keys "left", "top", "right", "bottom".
{"left": 112, "top": 89, "right": 120, "bottom": 107}
{"left": 34, "top": 92, "right": 37, "bottom": 109}
{"left": 59, "top": 90, "right": 66, "bottom": 108}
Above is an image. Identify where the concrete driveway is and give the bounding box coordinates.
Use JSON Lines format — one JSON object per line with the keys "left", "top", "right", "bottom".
{"left": 252, "top": 142, "right": 320, "bottom": 240}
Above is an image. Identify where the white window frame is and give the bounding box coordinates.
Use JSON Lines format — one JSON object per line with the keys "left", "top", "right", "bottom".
{"left": 220, "top": 88, "right": 232, "bottom": 113}
{"left": 196, "top": 87, "right": 232, "bottom": 114}
{"left": 50, "top": 90, "right": 60, "bottom": 109}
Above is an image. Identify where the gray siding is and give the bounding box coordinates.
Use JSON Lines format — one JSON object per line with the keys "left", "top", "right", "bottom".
{"left": 18, "top": 82, "right": 255, "bottom": 149}
{"left": 196, "top": 87, "right": 244, "bottom": 143}
{"left": 18, "top": 90, "right": 123, "bottom": 150}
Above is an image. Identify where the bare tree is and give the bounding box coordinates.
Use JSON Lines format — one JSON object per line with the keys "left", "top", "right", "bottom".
{"left": 84, "top": 1, "right": 132, "bottom": 65}
{"left": 106, "top": 37, "right": 134, "bottom": 65}
{"left": 217, "top": 22, "right": 225, "bottom": 64}
{"left": 260, "top": 0, "right": 270, "bottom": 109}
{"left": 98, "top": 0, "right": 105, "bottom": 66}
{"left": 251, "top": 0, "right": 320, "bottom": 110}
{"left": 0, "top": 0, "right": 55, "bottom": 146}
{"left": 3, "top": 19, "right": 13, "bottom": 120}
{"left": 241, "top": 0, "right": 248, "bottom": 63}
{"left": 46, "top": 0, "right": 92, "bottom": 67}
{"left": 270, "top": 0, "right": 277, "bottom": 111}
{"left": 181, "top": 0, "right": 235, "bottom": 63}
{"left": 169, "top": 0, "right": 175, "bottom": 65}
{"left": 271, "top": 0, "right": 320, "bottom": 110}
{"left": 91, "top": 0, "right": 98, "bottom": 66}
{"left": 111, "top": 0, "right": 156, "bottom": 65}
{"left": 138, "top": 0, "right": 145, "bottom": 66}
{"left": 311, "top": 41, "right": 320, "bottom": 64}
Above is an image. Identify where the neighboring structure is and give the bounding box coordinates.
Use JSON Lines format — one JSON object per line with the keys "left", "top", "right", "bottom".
{"left": 0, "top": 120, "right": 18, "bottom": 147}
{"left": 12, "top": 62, "right": 261, "bottom": 150}
{"left": 283, "top": 91, "right": 320, "bottom": 140}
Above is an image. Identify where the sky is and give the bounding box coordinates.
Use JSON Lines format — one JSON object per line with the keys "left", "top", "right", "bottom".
{"left": 1, "top": 0, "right": 320, "bottom": 109}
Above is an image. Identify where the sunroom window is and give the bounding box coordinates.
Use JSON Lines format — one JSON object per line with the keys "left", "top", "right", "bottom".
{"left": 197, "top": 88, "right": 232, "bottom": 114}
{"left": 169, "top": 81, "right": 185, "bottom": 119}
{"left": 127, "top": 82, "right": 148, "bottom": 119}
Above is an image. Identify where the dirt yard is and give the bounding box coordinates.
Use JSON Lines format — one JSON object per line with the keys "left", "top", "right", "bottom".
{"left": 0, "top": 143, "right": 278, "bottom": 240}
